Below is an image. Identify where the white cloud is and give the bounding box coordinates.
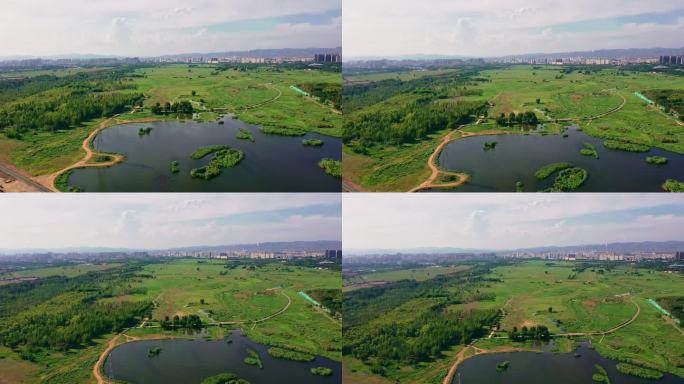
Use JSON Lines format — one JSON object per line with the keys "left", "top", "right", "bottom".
{"left": 0, "top": 0, "right": 341, "bottom": 57}
{"left": 344, "top": 0, "right": 684, "bottom": 57}
{"left": 0, "top": 193, "right": 341, "bottom": 250}
{"left": 343, "top": 194, "right": 684, "bottom": 251}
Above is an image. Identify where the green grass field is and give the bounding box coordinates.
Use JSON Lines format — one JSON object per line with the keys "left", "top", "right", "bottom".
{"left": 2, "top": 263, "right": 122, "bottom": 279}
{"left": 344, "top": 65, "right": 684, "bottom": 191}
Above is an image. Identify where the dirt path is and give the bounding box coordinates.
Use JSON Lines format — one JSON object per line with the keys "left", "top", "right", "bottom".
{"left": 242, "top": 83, "right": 282, "bottom": 110}
{"left": 0, "top": 161, "right": 50, "bottom": 192}
{"left": 410, "top": 127, "right": 469, "bottom": 192}
{"left": 37, "top": 116, "right": 125, "bottom": 191}
{"left": 218, "top": 291, "right": 292, "bottom": 325}
{"left": 93, "top": 332, "right": 124, "bottom": 384}
{"left": 342, "top": 177, "right": 367, "bottom": 192}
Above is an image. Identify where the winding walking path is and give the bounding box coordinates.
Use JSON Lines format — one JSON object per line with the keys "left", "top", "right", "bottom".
{"left": 410, "top": 127, "right": 469, "bottom": 192}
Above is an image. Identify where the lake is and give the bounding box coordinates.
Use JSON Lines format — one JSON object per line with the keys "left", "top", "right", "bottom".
{"left": 103, "top": 331, "right": 341, "bottom": 384}
{"left": 438, "top": 127, "right": 684, "bottom": 192}
{"left": 454, "top": 342, "right": 683, "bottom": 383}
{"left": 67, "top": 117, "right": 341, "bottom": 192}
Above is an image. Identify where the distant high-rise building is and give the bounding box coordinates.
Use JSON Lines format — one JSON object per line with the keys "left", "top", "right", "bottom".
{"left": 314, "top": 53, "right": 341, "bottom": 63}
{"left": 676, "top": 251, "right": 684, "bottom": 261}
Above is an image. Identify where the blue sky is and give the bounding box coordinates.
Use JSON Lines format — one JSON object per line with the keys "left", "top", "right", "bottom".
{"left": 0, "top": 0, "right": 341, "bottom": 57}
{"left": 343, "top": 194, "right": 684, "bottom": 251}
{"left": 0, "top": 194, "right": 341, "bottom": 250}
{"left": 344, "top": 0, "right": 684, "bottom": 58}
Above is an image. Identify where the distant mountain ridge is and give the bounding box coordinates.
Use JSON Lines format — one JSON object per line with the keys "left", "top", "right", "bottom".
{"left": 0, "top": 240, "right": 341, "bottom": 256}
{"left": 347, "top": 47, "right": 684, "bottom": 62}
{"left": 346, "top": 241, "right": 684, "bottom": 256}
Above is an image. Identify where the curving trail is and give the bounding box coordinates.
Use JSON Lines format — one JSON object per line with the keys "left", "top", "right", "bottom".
{"left": 218, "top": 291, "right": 292, "bottom": 325}
{"left": 241, "top": 83, "right": 282, "bottom": 110}
{"left": 93, "top": 333, "right": 123, "bottom": 384}
{"left": 410, "top": 127, "right": 469, "bottom": 192}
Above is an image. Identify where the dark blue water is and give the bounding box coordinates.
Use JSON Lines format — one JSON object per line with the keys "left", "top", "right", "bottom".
{"left": 68, "top": 117, "right": 341, "bottom": 192}
{"left": 455, "top": 342, "right": 684, "bottom": 383}
{"left": 438, "top": 127, "right": 684, "bottom": 192}
{"left": 104, "top": 330, "right": 341, "bottom": 384}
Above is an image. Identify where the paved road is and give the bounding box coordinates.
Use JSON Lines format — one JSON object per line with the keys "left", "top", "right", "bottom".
{"left": 0, "top": 162, "right": 50, "bottom": 192}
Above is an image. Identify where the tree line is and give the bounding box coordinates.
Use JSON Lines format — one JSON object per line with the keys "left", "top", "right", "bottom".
{"left": 495, "top": 111, "right": 539, "bottom": 127}
{"left": 150, "top": 100, "right": 194, "bottom": 115}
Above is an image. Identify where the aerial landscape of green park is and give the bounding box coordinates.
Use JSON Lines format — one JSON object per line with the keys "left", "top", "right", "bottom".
{"left": 0, "top": 257, "right": 341, "bottom": 383}
{"left": 343, "top": 259, "right": 684, "bottom": 384}
{"left": 342, "top": 64, "right": 684, "bottom": 192}
{"left": 0, "top": 62, "right": 342, "bottom": 192}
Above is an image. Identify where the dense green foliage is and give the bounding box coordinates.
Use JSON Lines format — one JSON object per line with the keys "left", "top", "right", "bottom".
{"left": 662, "top": 179, "right": 684, "bottom": 192}
{"left": 298, "top": 82, "right": 342, "bottom": 110}
{"left": 159, "top": 314, "right": 202, "bottom": 330}
{"left": 307, "top": 289, "right": 342, "bottom": 317}
{"left": 259, "top": 127, "right": 306, "bottom": 136}
{"left": 615, "top": 363, "right": 664, "bottom": 379}
{"left": 170, "top": 160, "right": 180, "bottom": 173}
{"left": 310, "top": 366, "right": 333, "bottom": 376}
{"left": 302, "top": 139, "right": 324, "bottom": 147}
{"left": 267, "top": 346, "right": 315, "bottom": 362}
{"left": 236, "top": 128, "right": 255, "bottom": 142}
{"left": 495, "top": 111, "right": 539, "bottom": 127}
{"left": 534, "top": 162, "right": 573, "bottom": 179}
{"left": 147, "top": 347, "right": 161, "bottom": 357}
{"left": 496, "top": 360, "right": 510, "bottom": 372}
{"left": 150, "top": 100, "right": 194, "bottom": 115}
{"left": 544, "top": 167, "right": 588, "bottom": 192}
{"left": 657, "top": 297, "right": 684, "bottom": 322}
{"left": 603, "top": 140, "right": 650, "bottom": 153}
{"left": 54, "top": 169, "right": 80, "bottom": 192}
{"left": 580, "top": 142, "right": 599, "bottom": 158}
{"left": 344, "top": 100, "right": 486, "bottom": 146}
{"left": 643, "top": 89, "right": 684, "bottom": 117}
{"left": 508, "top": 325, "right": 550, "bottom": 341}
{"left": 0, "top": 264, "right": 151, "bottom": 359}
{"left": 645, "top": 156, "right": 668, "bottom": 165}
{"left": 243, "top": 348, "right": 263, "bottom": 368}
{"left": 138, "top": 127, "right": 152, "bottom": 136}
{"left": 190, "top": 148, "right": 244, "bottom": 180}
{"left": 344, "top": 266, "right": 499, "bottom": 371}
{"left": 200, "top": 372, "right": 250, "bottom": 384}
{"left": 190, "top": 145, "right": 228, "bottom": 160}
{"left": 592, "top": 364, "right": 612, "bottom": 383}
{"left": 0, "top": 69, "right": 143, "bottom": 138}
{"left": 318, "top": 158, "right": 341, "bottom": 178}
{"left": 483, "top": 141, "right": 498, "bottom": 151}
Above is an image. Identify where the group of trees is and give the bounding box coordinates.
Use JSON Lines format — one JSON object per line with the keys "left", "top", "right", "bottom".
{"left": 0, "top": 69, "right": 144, "bottom": 139}
{"left": 160, "top": 314, "right": 202, "bottom": 330}
{"left": 344, "top": 100, "right": 487, "bottom": 147}
{"left": 0, "top": 265, "right": 152, "bottom": 358}
{"left": 297, "top": 82, "right": 342, "bottom": 110}
{"left": 495, "top": 111, "right": 539, "bottom": 127}
{"left": 509, "top": 325, "right": 550, "bottom": 342}
{"left": 150, "top": 100, "right": 194, "bottom": 115}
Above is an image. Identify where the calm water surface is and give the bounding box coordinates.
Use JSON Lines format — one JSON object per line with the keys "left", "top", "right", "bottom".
{"left": 438, "top": 127, "right": 684, "bottom": 192}
{"left": 103, "top": 330, "right": 341, "bottom": 384}
{"left": 68, "top": 117, "right": 341, "bottom": 192}
{"left": 455, "top": 342, "right": 684, "bottom": 383}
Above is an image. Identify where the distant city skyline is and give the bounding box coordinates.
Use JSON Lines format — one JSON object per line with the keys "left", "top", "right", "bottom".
{"left": 343, "top": 194, "right": 684, "bottom": 252}
{"left": 344, "top": 0, "right": 684, "bottom": 58}
{"left": 0, "top": 0, "right": 341, "bottom": 57}
{"left": 0, "top": 194, "right": 341, "bottom": 250}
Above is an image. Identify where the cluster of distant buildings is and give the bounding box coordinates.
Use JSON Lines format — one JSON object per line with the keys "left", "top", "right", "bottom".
{"left": 151, "top": 249, "right": 342, "bottom": 260}
{"left": 659, "top": 56, "right": 684, "bottom": 65}
{"left": 490, "top": 56, "right": 658, "bottom": 65}
{"left": 152, "top": 52, "right": 340, "bottom": 65}
{"left": 500, "top": 251, "right": 684, "bottom": 262}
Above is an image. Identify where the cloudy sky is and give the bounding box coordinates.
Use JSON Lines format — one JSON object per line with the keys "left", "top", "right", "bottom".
{"left": 344, "top": 194, "right": 684, "bottom": 252}
{"left": 0, "top": 194, "right": 341, "bottom": 251}
{"left": 344, "top": 0, "right": 684, "bottom": 58}
{"left": 0, "top": 0, "right": 341, "bottom": 57}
